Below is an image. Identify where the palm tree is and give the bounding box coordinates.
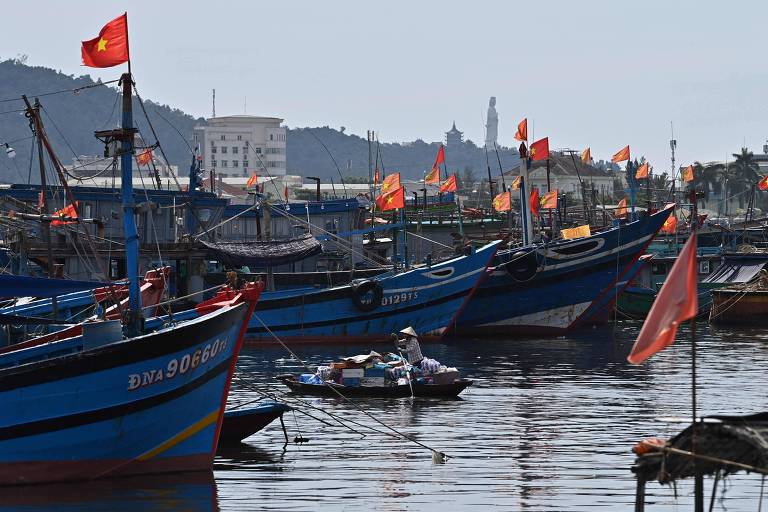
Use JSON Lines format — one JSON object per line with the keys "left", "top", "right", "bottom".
{"left": 694, "top": 161, "right": 725, "bottom": 209}
{"left": 729, "top": 148, "right": 760, "bottom": 209}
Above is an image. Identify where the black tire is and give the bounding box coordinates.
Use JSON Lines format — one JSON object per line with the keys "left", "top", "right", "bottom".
{"left": 505, "top": 250, "right": 538, "bottom": 282}
{"left": 351, "top": 279, "right": 383, "bottom": 312}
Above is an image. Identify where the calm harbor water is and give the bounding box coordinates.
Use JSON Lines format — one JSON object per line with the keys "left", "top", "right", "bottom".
{"left": 4, "top": 321, "right": 768, "bottom": 511}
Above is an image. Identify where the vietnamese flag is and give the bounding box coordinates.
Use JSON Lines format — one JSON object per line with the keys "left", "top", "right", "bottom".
{"left": 529, "top": 137, "right": 549, "bottom": 161}
{"left": 635, "top": 162, "right": 649, "bottom": 179}
{"left": 758, "top": 176, "right": 768, "bottom": 191}
{"left": 514, "top": 118, "right": 528, "bottom": 142}
{"left": 246, "top": 174, "right": 258, "bottom": 188}
{"left": 661, "top": 214, "right": 678, "bottom": 234}
{"left": 51, "top": 201, "right": 80, "bottom": 226}
{"left": 434, "top": 145, "right": 445, "bottom": 167}
{"left": 439, "top": 174, "right": 458, "bottom": 193}
{"left": 425, "top": 165, "right": 440, "bottom": 185}
{"left": 492, "top": 191, "right": 511, "bottom": 212}
{"left": 540, "top": 190, "right": 558, "bottom": 209}
{"left": 627, "top": 232, "right": 698, "bottom": 364}
{"left": 137, "top": 148, "right": 152, "bottom": 166}
{"left": 375, "top": 186, "right": 405, "bottom": 211}
{"left": 612, "top": 145, "right": 630, "bottom": 163}
{"left": 81, "top": 13, "right": 130, "bottom": 68}
{"left": 381, "top": 172, "right": 400, "bottom": 193}
{"left": 529, "top": 188, "right": 540, "bottom": 217}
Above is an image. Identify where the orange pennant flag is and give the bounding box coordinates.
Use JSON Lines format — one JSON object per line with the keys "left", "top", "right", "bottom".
{"left": 682, "top": 164, "right": 694, "bottom": 182}
{"left": 492, "top": 190, "right": 512, "bottom": 212}
{"left": 439, "top": 174, "right": 458, "bottom": 193}
{"left": 540, "top": 190, "right": 558, "bottom": 209}
{"left": 381, "top": 172, "right": 401, "bottom": 193}
{"left": 581, "top": 147, "right": 591, "bottom": 164}
{"left": 434, "top": 145, "right": 445, "bottom": 167}
{"left": 758, "top": 176, "right": 768, "bottom": 191}
{"left": 635, "top": 162, "right": 649, "bottom": 179}
{"left": 661, "top": 214, "right": 678, "bottom": 234}
{"left": 425, "top": 165, "right": 440, "bottom": 185}
{"left": 530, "top": 188, "right": 540, "bottom": 217}
{"left": 511, "top": 176, "right": 522, "bottom": 190}
{"left": 612, "top": 145, "right": 631, "bottom": 163}
{"left": 137, "top": 148, "right": 153, "bottom": 166}
{"left": 51, "top": 201, "right": 80, "bottom": 226}
{"left": 246, "top": 174, "right": 258, "bottom": 188}
{"left": 615, "top": 198, "right": 628, "bottom": 219}
{"left": 530, "top": 137, "right": 549, "bottom": 161}
{"left": 627, "top": 232, "right": 698, "bottom": 364}
{"left": 81, "top": 13, "right": 130, "bottom": 68}
{"left": 514, "top": 118, "right": 528, "bottom": 142}
{"left": 375, "top": 186, "right": 405, "bottom": 211}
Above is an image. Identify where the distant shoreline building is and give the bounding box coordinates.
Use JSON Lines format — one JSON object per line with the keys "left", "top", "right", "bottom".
{"left": 194, "top": 115, "right": 287, "bottom": 178}
{"left": 446, "top": 122, "right": 463, "bottom": 147}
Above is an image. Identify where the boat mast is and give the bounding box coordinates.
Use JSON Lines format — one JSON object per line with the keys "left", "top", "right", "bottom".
{"left": 120, "top": 73, "right": 143, "bottom": 335}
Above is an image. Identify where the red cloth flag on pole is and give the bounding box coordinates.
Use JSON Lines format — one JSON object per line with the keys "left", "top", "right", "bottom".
{"left": 439, "top": 174, "right": 458, "bottom": 193}
{"left": 540, "top": 190, "right": 558, "bottom": 209}
{"left": 51, "top": 201, "right": 80, "bottom": 226}
{"left": 682, "top": 164, "right": 695, "bottom": 183}
{"left": 529, "top": 137, "right": 549, "bottom": 161}
{"left": 246, "top": 174, "right": 258, "bottom": 188}
{"left": 81, "top": 13, "right": 130, "bottom": 68}
{"left": 635, "top": 162, "right": 649, "bottom": 179}
{"left": 434, "top": 144, "right": 445, "bottom": 167}
{"left": 615, "top": 197, "right": 628, "bottom": 219}
{"left": 425, "top": 146, "right": 445, "bottom": 184}
{"left": 284, "top": 185, "right": 289, "bottom": 201}
{"left": 137, "top": 148, "right": 152, "bottom": 166}
{"left": 661, "top": 214, "right": 678, "bottom": 234}
{"left": 627, "top": 232, "right": 698, "bottom": 364}
{"left": 514, "top": 118, "right": 528, "bottom": 142}
{"left": 375, "top": 186, "right": 405, "bottom": 211}
{"left": 581, "top": 147, "right": 591, "bottom": 164}
{"left": 492, "top": 191, "right": 511, "bottom": 212}
{"left": 758, "top": 175, "right": 768, "bottom": 191}
{"left": 381, "top": 172, "right": 400, "bottom": 193}
{"left": 530, "top": 188, "right": 540, "bottom": 217}
{"left": 612, "top": 145, "right": 631, "bottom": 163}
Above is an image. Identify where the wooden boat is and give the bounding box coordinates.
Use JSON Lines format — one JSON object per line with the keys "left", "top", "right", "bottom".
{"left": 219, "top": 402, "right": 292, "bottom": 444}
{"left": 277, "top": 374, "right": 472, "bottom": 398}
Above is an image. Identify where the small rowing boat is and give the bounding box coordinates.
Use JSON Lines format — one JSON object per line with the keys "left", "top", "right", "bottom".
{"left": 277, "top": 374, "right": 472, "bottom": 398}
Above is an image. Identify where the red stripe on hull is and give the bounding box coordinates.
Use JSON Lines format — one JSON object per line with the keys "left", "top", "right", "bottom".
{"left": 0, "top": 453, "right": 212, "bottom": 486}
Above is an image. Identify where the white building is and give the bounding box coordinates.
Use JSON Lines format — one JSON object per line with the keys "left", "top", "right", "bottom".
{"left": 193, "top": 115, "right": 286, "bottom": 178}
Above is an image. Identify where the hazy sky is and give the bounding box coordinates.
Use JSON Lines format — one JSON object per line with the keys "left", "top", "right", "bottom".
{"left": 2, "top": 0, "right": 767, "bottom": 173}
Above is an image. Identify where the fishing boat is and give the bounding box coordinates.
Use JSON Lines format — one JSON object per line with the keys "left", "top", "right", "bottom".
{"left": 219, "top": 402, "right": 292, "bottom": 444}
{"left": 0, "top": 70, "right": 265, "bottom": 485}
{"left": 454, "top": 205, "right": 674, "bottom": 335}
{"left": 278, "top": 374, "right": 472, "bottom": 398}
{"left": 240, "top": 240, "right": 500, "bottom": 343}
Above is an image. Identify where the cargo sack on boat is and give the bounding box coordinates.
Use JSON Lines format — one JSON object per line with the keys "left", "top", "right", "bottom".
{"left": 201, "top": 234, "right": 321, "bottom": 268}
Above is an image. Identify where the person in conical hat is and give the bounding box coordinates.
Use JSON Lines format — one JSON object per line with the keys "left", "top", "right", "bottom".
{"left": 399, "top": 326, "right": 418, "bottom": 338}
{"left": 394, "top": 326, "right": 423, "bottom": 365}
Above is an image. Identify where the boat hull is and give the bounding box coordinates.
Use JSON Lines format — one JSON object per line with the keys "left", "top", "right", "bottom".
{"left": 219, "top": 403, "right": 291, "bottom": 444}
{"left": 455, "top": 208, "right": 672, "bottom": 335}
{"left": 279, "top": 376, "right": 473, "bottom": 398}
{"left": 244, "top": 242, "right": 500, "bottom": 344}
{"left": 0, "top": 303, "right": 248, "bottom": 485}
{"left": 710, "top": 289, "right": 768, "bottom": 324}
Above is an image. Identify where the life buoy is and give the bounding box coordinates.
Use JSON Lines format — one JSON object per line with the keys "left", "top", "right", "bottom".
{"left": 505, "top": 250, "right": 538, "bottom": 281}
{"left": 351, "top": 279, "right": 383, "bottom": 312}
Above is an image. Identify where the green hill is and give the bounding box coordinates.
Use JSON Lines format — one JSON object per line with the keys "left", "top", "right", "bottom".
{"left": 0, "top": 59, "right": 519, "bottom": 185}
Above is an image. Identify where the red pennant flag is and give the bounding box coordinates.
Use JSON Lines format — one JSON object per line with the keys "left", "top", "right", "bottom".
{"left": 425, "top": 165, "right": 440, "bottom": 185}
{"left": 627, "top": 232, "right": 698, "bottom": 364}
{"left": 540, "top": 190, "right": 558, "bottom": 209}
{"left": 439, "top": 174, "right": 458, "bottom": 193}
{"left": 137, "top": 149, "right": 152, "bottom": 166}
{"left": 661, "top": 214, "right": 678, "bottom": 234}
{"left": 434, "top": 145, "right": 445, "bottom": 167}
{"left": 81, "top": 13, "right": 130, "bottom": 68}
{"left": 758, "top": 176, "right": 768, "bottom": 191}
{"left": 246, "top": 174, "right": 258, "bottom": 188}
{"left": 51, "top": 201, "right": 80, "bottom": 226}
{"left": 581, "top": 147, "right": 591, "bottom": 164}
{"left": 492, "top": 191, "right": 512, "bottom": 212}
{"left": 612, "top": 145, "right": 631, "bottom": 163}
{"left": 381, "top": 172, "right": 400, "bottom": 193}
{"left": 375, "top": 186, "right": 405, "bottom": 211}
{"left": 635, "top": 162, "right": 649, "bottom": 179}
{"left": 615, "top": 198, "right": 628, "bottom": 219}
{"left": 530, "top": 188, "right": 540, "bottom": 217}
{"left": 284, "top": 185, "right": 289, "bottom": 200}
{"left": 682, "top": 165, "right": 694, "bottom": 183}
{"left": 529, "top": 137, "right": 549, "bottom": 161}
{"left": 514, "top": 118, "right": 528, "bottom": 142}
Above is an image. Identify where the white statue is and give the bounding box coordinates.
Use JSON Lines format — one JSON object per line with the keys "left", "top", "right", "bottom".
{"left": 485, "top": 96, "right": 498, "bottom": 148}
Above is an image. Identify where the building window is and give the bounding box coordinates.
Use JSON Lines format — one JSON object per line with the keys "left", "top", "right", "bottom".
{"left": 233, "top": 160, "right": 239, "bottom": 167}
{"left": 221, "top": 147, "right": 228, "bottom": 154}
{"left": 243, "top": 170, "right": 247, "bottom": 176}
{"left": 243, "top": 146, "right": 248, "bottom": 154}
{"left": 222, "top": 160, "right": 228, "bottom": 167}
{"left": 255, "top": 147, "right": 262, "bottom": 154}
{"left": 270, "top": 134, "right": 274, "bottom": 141}
{"left": 237, "top": 135, "right": 242, "bottom": 141}
{"left": 267, "top": 161, "right": 278, "bottom": 167}
{"left": 193, "top": 134, "right": 198, "bottom": 142}
{"left": 232, "top": 147, "right": 238, "bottom": 154}
{"left": 220, "top": 135, "right": 226, "bottom": 141}
{"left": 211, "top": 147, "right": 217, "bottom": 154}
{"left": 244, "top": 160, "right": 249, "bottom": 168}
{"left": 211, "top": 159, "right": 217, "bottom": 167}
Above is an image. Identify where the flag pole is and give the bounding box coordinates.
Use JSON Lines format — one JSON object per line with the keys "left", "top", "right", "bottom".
{"left": 689, "top": 182, "right": 703, "bottom": 512}
{"left": 124, "top": 12, "right": 132, "bottom": 78}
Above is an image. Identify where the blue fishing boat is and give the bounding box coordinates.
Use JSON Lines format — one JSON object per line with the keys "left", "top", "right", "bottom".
{"left": 241, "top": 240, "right": 500, "bottom": 343}
{"left": 455, "top": 205, "right": 673, "bottom": 335}
{"left": 0, "top": 72, "right": 264, "bottom": 485}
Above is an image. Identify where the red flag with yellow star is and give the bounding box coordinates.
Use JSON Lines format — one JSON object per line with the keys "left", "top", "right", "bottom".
{"left": 540, "top": 190, "right": 558, "bottom": 209}
{"left": 82, "top": 13, "right": 129, "bottom": 68}
{"left": 137, "top": 148, "right": 152, "bottom": 166}
{"left": 381, "top": 172, "right": 400, "bottom": 193}
{"left": 758, "top": 176, "right": 768, "bottom": 191}
{"left": 375, "top": 186, "right": 405, "bottom": 211}
{"left": 612, "top": 145, "right": 631, "bottom": 163}
{"left": 246, "top": 174, "right": 258, "bottom": 188}
{"left": 635, "top": 162, "right": 649, "bottom": 179}
{"left": 51, "top": 201, "right": 80, "bottom": 226}
{"left": 530, "top": 188, "right": 540, "bottom": 217}
{"left": 492, "top": 191, "right": 511, "bottom": 212}
{"left": 439, "top": 174, "right": 458, "bottom": 193}
{"left": 530, "top": 137, "right": 549, "bottom": 161}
